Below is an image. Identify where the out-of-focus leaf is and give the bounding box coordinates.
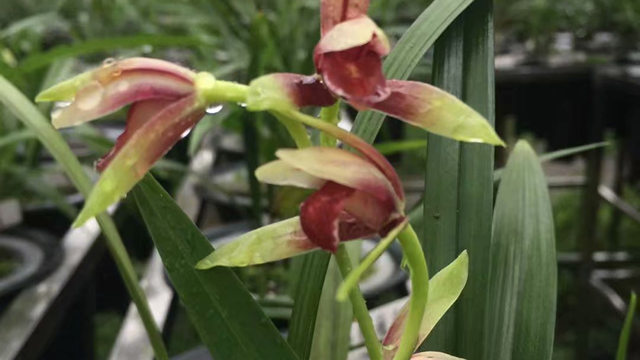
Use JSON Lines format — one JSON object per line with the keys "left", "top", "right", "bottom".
{"left": 18, "top": 35, "right": 203, "bottom": 73}
{"left": 132, "top": 175, "right": 300, "bottom": 360}
{"left": 9, "top": 166, "right": 77, "bottom": 219}
{"left": 484, "top": 140, "right": 557, "bottom": 360}
{"left": 375, "top": 140, "right": 427, "bottom": 155}
{"left": 616, "top": 292, "right": 637, "bottom": 360}
{"left": 411, "top": 352, "right": 464, "bottom": 360}
{"left": 0, "top": 129, "right": 35, "bottom": 148}
{"left": 494, "top": 142, "right": 609, "bottom": 182}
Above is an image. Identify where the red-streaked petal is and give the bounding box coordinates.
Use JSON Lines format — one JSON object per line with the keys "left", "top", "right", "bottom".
{"left": 316, "top": 16, "right": 389, "bottom": 55}
{"left": 195, "top": 217, "right": 319, "bottom": 268}
{"left": 316, "top": 45, "right": 389, "bottom": 107}
{"left": 255, "top": 160, "right": 325, "bottom": 189}
{"left": 96, "top": 99, "right": 174, "bottom": 172}
{"left": 321, "top": 0, "right": 371, "bottom": 35}
{"left": 247, "top": 73, "right": 336, "bottom": 112}
{"left": 36, "top": 57, "right": 196, "bottom": 103}
{"left": 275, "top": 147, "right": 399, "bottom": 211}
{"left": 337, "top": 212, "right": 377, "bottom": 242}
{"left": 73, "top": 95, "right": 205, "bottom": 226}
{"left": 382, "top": 251, "right": 469, "bottom": 360}
{"left": 300, "top": 181, "right": 355, "bottom": 252}
{"left": 369, "top": 80, "right": 505, "bottom": 146}
{"left": 52, "top": 71, "right": 194, "bottom": 129}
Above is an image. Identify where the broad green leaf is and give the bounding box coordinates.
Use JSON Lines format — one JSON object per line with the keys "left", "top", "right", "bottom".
{"left": 421, "top": 19, "right": 465, "bottom": 354}
{"left": 196, "top": 217, "right": 317, "bottom": 268}
{"left": 616, "top": 292, "right": 637, "bottom": 360}
{"left": 383, "top": 251, "right": 469, "bottom": 360}
{"left": 132, "top": 175, "right": 300, "bottom": 360}
{"left": 18, "top": 35, "right": 203, "bottom": 73}
{"left": 484, "top": 140, "right": 557, "bottom": 360}
{"left": 0, "top": 75, "right": 168, "bottom": 359}
{"left": 351, "top": 0, "right": 474, "bottom": 143}
{"left": 456, "top": 1, "right": 496, "bottom": 359}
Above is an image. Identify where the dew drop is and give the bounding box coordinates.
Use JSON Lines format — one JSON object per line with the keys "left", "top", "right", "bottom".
{"left": 238, "top": 102, "right": 247, "bottom": 108}
{"left": 205, "top": 104, "right": 223, "bottom": 114}
{"left": 181, "top": 128, "right": 192, "bottom": 139}
{"left": 102, "top": 57, "right": 116, "bottom": 67}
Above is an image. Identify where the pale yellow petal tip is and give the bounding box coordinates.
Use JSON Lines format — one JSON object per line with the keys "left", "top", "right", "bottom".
{"left": 195, "top": 258, "right": 219, "bottom": 270}
{"left": 72, "top": 212, "right": 92, "bottom": 229}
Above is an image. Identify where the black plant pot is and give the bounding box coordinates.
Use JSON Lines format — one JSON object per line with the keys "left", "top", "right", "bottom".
{"left": 0, "top": 228, "right": 62, "bottom": 309}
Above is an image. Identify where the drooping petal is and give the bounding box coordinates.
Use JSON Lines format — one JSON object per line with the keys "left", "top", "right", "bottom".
{"left": 96, "top": 99, "right": 174, "bottom": 172}
{"left": 411, "top": 352, "right": 465, "bottom": 360}
{"left": 275, "top": 147, "right": 400, "bottom": 210}
{"left": 51, "top": 71, "right": 194, "bottom": 129}
{"left": 382, "top": 251, "right": 469, "bottom": 360}
{"left": 369, "top": 80, "right": 505, "bottom": 146}
{"left": 195, "top": 217, "right": 318, "bottom": 268}
{"left": 255, "top": 160, "right": 325, "bottom": 189}
{"left": 73, "top": 95, "right": 205, "bottom": 227}
{"left": 246, "top": 73, "right": 336, "bottom": 112}
{"left": 300, "top": 181, "right": 355, "bottom": 252}
{"left": 321, "top": 0, "right": 371, "bottom": 35}
{"left": 275, "top": 113, "right": 405, "bottom": 202}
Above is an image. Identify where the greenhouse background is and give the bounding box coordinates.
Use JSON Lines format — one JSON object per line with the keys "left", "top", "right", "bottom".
{"left": 0, "top": 0, "right": 639, "bottom": 360}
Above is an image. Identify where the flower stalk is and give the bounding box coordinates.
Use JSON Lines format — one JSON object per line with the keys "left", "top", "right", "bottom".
{"left": 394, "top": 225, "right": 430, "bottom": 360}
{"left": 334, "top": 244, "right": 383, "bottom": 360}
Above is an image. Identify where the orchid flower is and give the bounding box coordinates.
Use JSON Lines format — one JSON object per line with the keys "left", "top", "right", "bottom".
{"left": 246, "top": 0, "right": 504, "bottom": 146}
{"left": 197, "top": 136, "right": 405, "bottom": 268}
{"left": 36, "top": 58, "right": 207, "bottom": 225}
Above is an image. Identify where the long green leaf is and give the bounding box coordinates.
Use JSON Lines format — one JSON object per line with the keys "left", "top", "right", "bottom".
{"left": 0, "top": 76, "right": 169, "bottom": 359}
{"left": 420, "top": 19, "right": 464, "bottom": 354}
{"left": 484, "top": 140, "right": 557, "bottom": 360}
{"left": 18, "top": 35, "right": 203, "bottom": 73}
{"left": 132, "top": 175, "right": 300, "bottom": 360}
{"left": 456, "top": 1, "right": 496, "bottom": 359}
{"left": 616, "top": 292, "right": 637, "bottom": 360}
{"left": 351, "top": 0, "right": 474, "bottom": 143}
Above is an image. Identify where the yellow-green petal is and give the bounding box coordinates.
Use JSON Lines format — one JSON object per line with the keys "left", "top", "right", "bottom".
{"left": 195, "top": 217, "right": 318, "bottom": 268}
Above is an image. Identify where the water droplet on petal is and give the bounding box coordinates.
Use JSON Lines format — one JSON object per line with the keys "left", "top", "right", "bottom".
{"left": 103, "top": 58, "right": 116, "bottom": 67}
{"left": 205, "top": 104, "right": 223, "bottom": 114}
{"left": 238, "top": 103, "right": 247, "bottom": 108}
{"left": 181, "top": 128, "right": 192, "bottom": 139}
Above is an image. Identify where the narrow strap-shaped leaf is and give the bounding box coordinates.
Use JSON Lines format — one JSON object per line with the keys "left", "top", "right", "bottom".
{"left": 132, "top": 175, "right": 300, "bottom": 360}
{"left": 0, "top": 75, "right": 169, "bottom": 360}
{"left": 484, "top": 141, "right": 557, "bottom": 360}
{"left": 420, "top": 17, "right": 464, "bottom": 354}
{"left": 616, "top": 292, "right": 637, "bottom": 360}
{"left": 456, "top": 1, "right": 496, "bottom": 359}
{"left": 351, "top": 0, "right": 474, "bottom": 143}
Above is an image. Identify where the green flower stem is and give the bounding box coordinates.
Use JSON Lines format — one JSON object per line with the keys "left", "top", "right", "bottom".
{"left": 334, "top": 244, "right": 383, "bottom": 360}
{"left": 274, "top": 114, "right": 313, "bottom": 149}
{"left": 320, "top": 101, "right": 341, "bottom": 147}
{"left": 394, "top": 224, "right": 430, "bottom": 360}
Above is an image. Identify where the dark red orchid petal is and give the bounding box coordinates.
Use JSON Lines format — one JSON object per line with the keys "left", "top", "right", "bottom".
{"left": 321, "top": 0, "right": 371, "bottom": 35}
{"left": 96, "top": 99, "right": 173, "bottom": 172}
{"left": 343, "top": 190, "right": 395, "bottom": 230}
{"left": 338, "top": 212, "right": 376, "bottom": 241}
{"left": 315, "top": 44, "right": 390, "bottom": 107}
{"left": 300, "top": 181, "right": 355, "bottom": 252}
{"left": 284, "top": 74, "right": 337, "bottom": 108}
